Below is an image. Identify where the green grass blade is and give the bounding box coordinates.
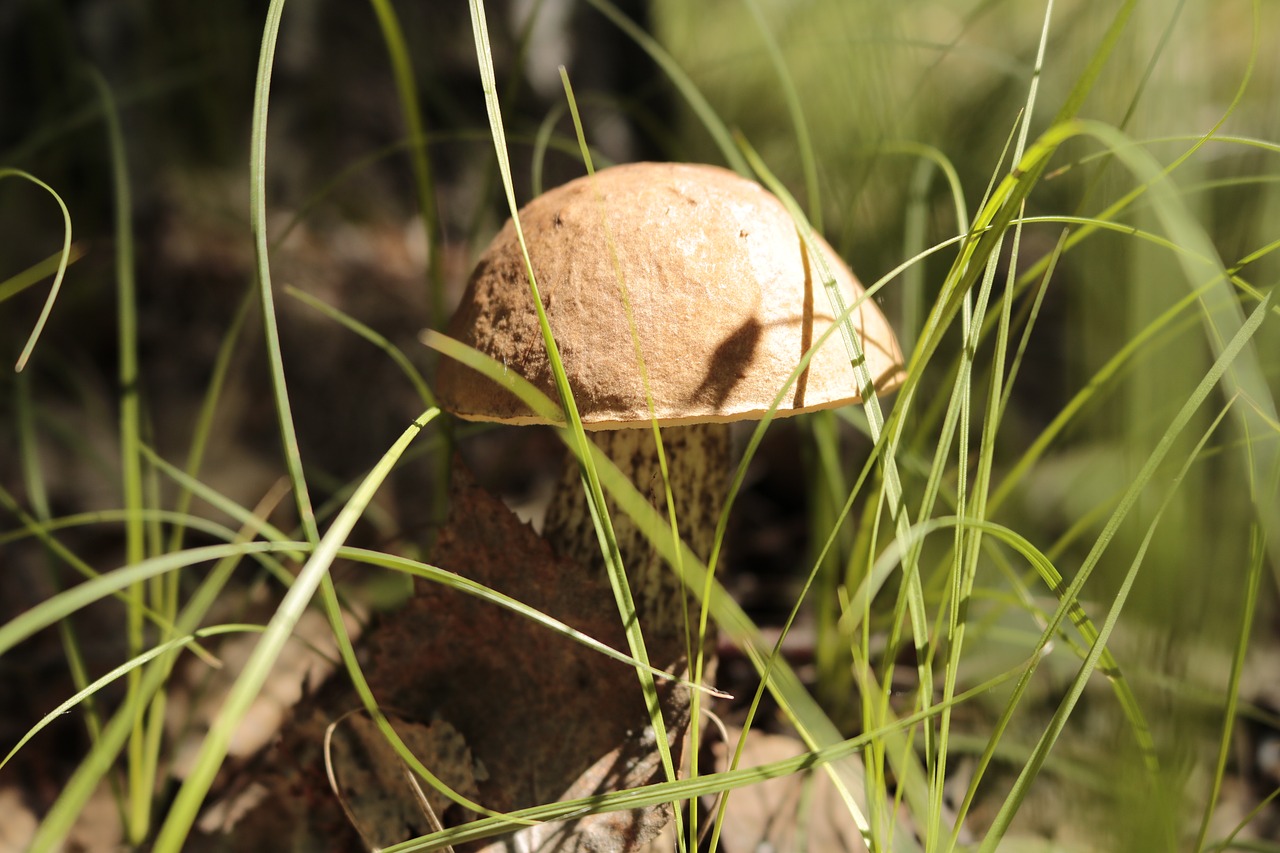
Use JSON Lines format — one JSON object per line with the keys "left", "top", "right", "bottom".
{"left": 165, "top": 287, "right": 255, "bottom": 554}
{"left": 582, "top": 0, "right": 748, "bottom": 174}
{"left": 424, "top": 328, "right": 881, "bottom": 843}
{"left": 979, "top": 388, "right": 1247, "bottom": 852}
{"left": 0, "top": 245, "right": 81, "bottom": 306}
{"left": 987, "top": 295, "right": 1271, "bottom": 841}
{"left": 1078, "top": 119, "right": 1280, "bottom": 568}
{"left": 741, "top": 0, "right": 820, "bottom": 228}
{"left": 85, "top": 66, "right": 154, "bottom": 841}
{"left": 335, "top": 548, "right": 725, "bottom": 697}
{"left": 363, "top": 0, "right": 453, "bottom": 540}
{"left": 140, "top": 444, "right": 301, "bottom": 559}
{"left": 24, "top": 490, "right": 302, "bottom": 853}
{"left": 383, "top": 666, "right": 1025, "bottom": 852}
{"left": 0, "top": 624, "right": 265, "bottom": 773}
{"left": 0, "top": 488, "right": 246, "bottom": 654}
{"left": 0, "top": 542, "right": 297, "bottom": 660}
{"left": 710, "top": 422, "right": 891, "bottom": 852}
{"left": 557, "top": 66, "right": 698, "bottom": 842}
{"left": 465, "top": 2, "right": 684, "bottom": 833}
{"left": 742, "top": 143, "right": 929, "bottom": 843}
{"left": 1193, "top": 519, "right": 1268, "bottom": 851}
{"left": 13, "top": 371, "right": 113, "bottom": 794}
{"left": 365, "top": 0, "right": 443, "bottom": 326}
{"left": 150, "top": 408, "right": 438, "bottom": 852}
{"left": 930, "top": 7, "right": 1055, "bottom": 843}
{"left": 1012, "top": 1, "right": 1261, "bottom": 326}
{"left": 0, "top": 169, "right": 74, "bottom": 371}
{"left": 246, "top": 0, "right": 320, "bottom": 545}
{"left": 285, "top": 285, "right": 437, "bottom": 407}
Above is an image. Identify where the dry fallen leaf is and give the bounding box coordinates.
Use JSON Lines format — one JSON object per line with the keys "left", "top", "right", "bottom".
{"left": 195, "top": 462, "right": 691, "bottom": 852}
{"left": 713, "top": 726, "right": 871, "bottom": 853}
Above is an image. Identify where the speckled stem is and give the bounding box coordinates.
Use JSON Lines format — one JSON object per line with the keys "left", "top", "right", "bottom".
{"left": 542, "top": 422, "right": 731, "bottom": 662}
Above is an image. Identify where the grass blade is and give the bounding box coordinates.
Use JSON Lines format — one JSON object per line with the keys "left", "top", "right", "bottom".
{"left": 151, "top": 409, "right": 439, "bottom": 852}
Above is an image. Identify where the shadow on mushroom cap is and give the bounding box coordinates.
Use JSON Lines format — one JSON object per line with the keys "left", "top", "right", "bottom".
{"left": 436, "top": 161, "right": 904, "bottom": 428}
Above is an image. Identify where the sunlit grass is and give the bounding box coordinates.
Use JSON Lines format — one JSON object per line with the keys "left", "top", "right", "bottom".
{"left": 2, "top": 0, "right": 1278, "bottom": 851}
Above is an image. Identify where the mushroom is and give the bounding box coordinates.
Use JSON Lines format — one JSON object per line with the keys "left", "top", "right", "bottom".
{"left": 434, "top": 161, "right": 903, "bottom": 666}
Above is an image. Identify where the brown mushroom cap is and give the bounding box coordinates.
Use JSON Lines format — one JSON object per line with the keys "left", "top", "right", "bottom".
{"left": 437, "top": 162, "right": 904, "bottom": 428}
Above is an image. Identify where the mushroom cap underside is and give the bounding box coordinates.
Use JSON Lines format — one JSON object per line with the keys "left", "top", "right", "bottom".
{"left": 437, "top": 161, "right": 904, "bottom": 428}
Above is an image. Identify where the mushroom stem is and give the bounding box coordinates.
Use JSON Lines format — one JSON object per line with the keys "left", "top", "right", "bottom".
{"left": 542, "top": 422, "right": 731, "bottom": 663}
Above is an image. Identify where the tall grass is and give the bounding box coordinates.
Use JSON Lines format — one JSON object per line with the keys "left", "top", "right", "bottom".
{"left": 2, "top": 0, "right": 1278, "bottom": 851}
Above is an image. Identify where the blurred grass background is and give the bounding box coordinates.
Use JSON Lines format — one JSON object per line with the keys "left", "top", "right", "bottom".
{"left": 2, "top": 0, "right": 1278, "bottom": 849}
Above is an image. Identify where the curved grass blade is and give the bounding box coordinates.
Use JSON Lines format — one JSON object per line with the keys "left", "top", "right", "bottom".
{"left": 85, "top": 65, "right": 154, "bottom": 839}
{"left": 245, "top": 0, "right": 319, "bottom": 546}
{"left": 23, "top": 482, "right": 297, "bottom": 853}
{"left": 581, "top": 0, "right": 748, "bottom": 174}
{"left": 464, "top": 2, "right": 685, "bottom": 834}
{"left": 0, "top": 542, "right": 299, "bottom": 661}
{"left": 0, "top": 169, "right": 74, "bottom": 371}
{"left": 150, "top": 408, "right": 439, "bottom": 852}
{"left": 383, "top": 663, "right": 1027, "bottom": 852}
{"left": 555, "top": 67, "right": 700, "bottom": 844}
{"left": 741, "top": 0, "right": 820, "bottom": 228}
{"left": 165, "top": 288, "right": 255, "bottom": 555}
{"left": 365, "top": 0, "right": 442, "bottom": 326}
{"left": 0, "top": 624, "right": 265, "bottom": 772}
{"left": 285, "top": 285, "right": 436, "bottom": 407}
{"left": 424, "top": 327, "right": 882, "bottom": 842}
{"left": 977, "top": 346, "right": 1260, "bottom": 851}
{"left": 1193, "top": 518, "right": 1268, "bottom": 851}
{"left": 741, "top": 143, "right": 929, "bottom": 842}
